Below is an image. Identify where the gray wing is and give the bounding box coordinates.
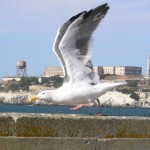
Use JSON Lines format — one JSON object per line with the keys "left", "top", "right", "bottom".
{"left": 58, "top": 3, "right": 109, "bottom": 84}
{"left": 53, "top": 12, "right": 84, "bottom": 82}
{"left": 76, "top": 3, "right": 109, "bottom": 69}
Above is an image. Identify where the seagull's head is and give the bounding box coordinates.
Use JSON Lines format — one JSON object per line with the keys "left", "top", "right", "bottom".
{"left": 31, "top": 90, "right": 52, "bottom": 102}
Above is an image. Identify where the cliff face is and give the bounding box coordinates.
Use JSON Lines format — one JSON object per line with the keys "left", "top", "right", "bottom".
{"left": 0, "top": 92, "right": 31, "bottom": 104}
{"left": 98, "top": 91, "right": 135, "bottom": 107}
{"left": 0, "top": 91, "right": 150, "bottom": 107}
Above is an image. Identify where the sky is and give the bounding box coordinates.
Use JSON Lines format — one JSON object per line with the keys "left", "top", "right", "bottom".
{"left": 0, "top": 0, "right": 150, "bottom": 79}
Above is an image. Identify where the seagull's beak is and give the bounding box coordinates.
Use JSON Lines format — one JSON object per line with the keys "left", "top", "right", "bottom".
{"left": 31, "top": 96, "right": 39, "bottom": 102}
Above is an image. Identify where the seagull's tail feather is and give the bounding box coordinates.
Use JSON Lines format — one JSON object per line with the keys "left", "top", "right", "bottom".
{"left": 100, "top": 82, "right": 127, "bottom": 89}
{"left": 96, "top": 81, "right": 127, "bottom": 96}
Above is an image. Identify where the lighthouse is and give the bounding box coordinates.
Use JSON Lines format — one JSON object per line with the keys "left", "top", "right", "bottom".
{"left": 146, "top": 54, "right": 150, "bottom": 76}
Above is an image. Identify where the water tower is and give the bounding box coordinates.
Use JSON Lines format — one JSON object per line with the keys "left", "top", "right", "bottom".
{"left": 16, "top": 60, "right": 27, "bottom": 77}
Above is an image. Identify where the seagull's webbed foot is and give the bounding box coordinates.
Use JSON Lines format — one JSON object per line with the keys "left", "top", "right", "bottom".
{"left": 70, "top": 103, "right": 95, "bottom": 111}
{"left": 70, "top": 104, "right": 83, "bottom": 111}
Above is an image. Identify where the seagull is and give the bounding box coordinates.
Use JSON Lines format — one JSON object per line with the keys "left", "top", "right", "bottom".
{"left": 31, "top": 3, "right": 126, "bottom": 112}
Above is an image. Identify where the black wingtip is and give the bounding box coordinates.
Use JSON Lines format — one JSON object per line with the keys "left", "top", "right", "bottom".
{"left": 94, "top": 3, "right": 109, "bottom": 11}
{"left": 69, "top": 3, "right": 109, "bottom": 21}
{"left": 100, "top": 3, "right": 109, "bottom": 8}
{"left": 83, "top": 3, "right": 109, "bottom": 20}
{"left": 69, "top": 11, "right": 86, "bottom": 22}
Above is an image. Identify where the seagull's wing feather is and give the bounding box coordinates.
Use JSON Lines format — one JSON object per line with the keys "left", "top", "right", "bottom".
{"left": 53, "top": 12, "right": 84, "bottom": 82}
{"left": 59, "top": 4, "right": 109, "bottom": 83}
{"left": 76, "top": 4, "right": 109, "bottom": 68}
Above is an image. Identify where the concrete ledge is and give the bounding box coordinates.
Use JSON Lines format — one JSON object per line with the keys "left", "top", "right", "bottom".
{"left": 0, "top": 137, "right": 150, "bottom": 150}
{"left": 0, "top": 113, "right": 150, "bottom": 138}
{"left": 1, "top": 113, "right": 150, "bottom": 150}
{"left": 0, "top": 115, "right": 14, "bottom": 136}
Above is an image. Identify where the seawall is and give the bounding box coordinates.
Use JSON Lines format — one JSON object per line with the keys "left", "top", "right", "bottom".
{"left": 0, "top": 113, "right": 150, "bottom": 150}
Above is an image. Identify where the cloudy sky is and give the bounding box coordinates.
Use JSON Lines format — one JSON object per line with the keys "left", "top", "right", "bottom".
{"left": 0, "top": 0, "right": 150, "bottom": 79}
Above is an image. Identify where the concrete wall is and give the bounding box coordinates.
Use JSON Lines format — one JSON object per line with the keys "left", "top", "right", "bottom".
{"left": 0, "top": 113, "right": 150, "bottom": 150}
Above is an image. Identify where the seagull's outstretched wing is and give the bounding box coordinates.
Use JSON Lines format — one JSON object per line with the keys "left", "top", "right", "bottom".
{"left": 53, "top": 12, "right": 84, "bottom": 82}
{"left": 56, "top": 3, "right": 109, "bottom": 84}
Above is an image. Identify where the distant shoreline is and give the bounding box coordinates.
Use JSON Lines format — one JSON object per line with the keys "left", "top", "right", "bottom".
{"left": 0, "top": 91, "right": 150, "bottom": 108}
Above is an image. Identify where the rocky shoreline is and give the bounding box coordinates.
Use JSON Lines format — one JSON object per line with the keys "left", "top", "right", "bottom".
{"left": 0, "top": 91, "right": 150, "bottom": 108}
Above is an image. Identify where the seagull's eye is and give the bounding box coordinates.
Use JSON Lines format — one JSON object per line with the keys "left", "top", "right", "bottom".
{"left": 42, "top": 93, "right": 45, "bottom": 95}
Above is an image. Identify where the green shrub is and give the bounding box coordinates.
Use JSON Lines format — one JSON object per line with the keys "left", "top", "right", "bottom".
{"left": 52, "top": 76, "right": 63, "bottom": 88}
{"left": 126, "top": 80, "right": 139, "bottom": 87}
{"left": 5, "top": 82, "right": 19, "bottom": 92}
{"left": 130, "top": 92, "right": 140, "bottom": 101}
{"left": 18, "top": 77, "right": 39, "bottom": 91}
{"left": 115, "top": 86, "right": 136, "bottom": 94}
{"left": 30, "top": 77, "right": 39, "bottom": 85}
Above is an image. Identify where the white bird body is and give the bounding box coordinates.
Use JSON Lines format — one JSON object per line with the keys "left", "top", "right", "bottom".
{"left": 32, "top": 4, "right": 126, "bottom": 110}
{"left": 37, "top": 82, "right": 125, "bottom": 106}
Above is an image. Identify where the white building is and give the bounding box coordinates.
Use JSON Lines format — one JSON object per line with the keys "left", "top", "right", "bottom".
{"left": 93, "top": 66, "right": 104, "bottom": 76}
{"left": 42, "top": 67, "right": 64, "bottom": 77}
{"left": 2, "top": 76, "right": 21, "bottom": 82}
{"left": 115, "top": 66, "right": 142, "bottom": 75}
{"left": 42, "top": 66, "right": 142, "bottom": 78}
{"left": 103, "top": 66, "right": 115, "bottom": 75}
{"left": 146, "top": 54, "right": 150, "bottom": 76}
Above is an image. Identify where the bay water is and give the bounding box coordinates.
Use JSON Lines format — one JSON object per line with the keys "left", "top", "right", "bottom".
{"left": 0, "top": 104, "right": 150, "bottom": 117}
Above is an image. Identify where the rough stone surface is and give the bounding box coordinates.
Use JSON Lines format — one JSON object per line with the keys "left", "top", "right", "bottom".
{"left": 0, "top": 137, "right": 150, "bottom": 150}
{"left": 0, "top": 113, "right": 150, "bottom": 149}
{"left": 0, "top": 114, "right": 14, "bottom": 136}
{"left": 15, "top": 114, "right": 150, "bottom": 138}
{"left": 0, "top": 113, "right": 150, "bottom": 138}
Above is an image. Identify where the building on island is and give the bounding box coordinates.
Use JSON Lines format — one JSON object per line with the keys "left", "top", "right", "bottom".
{"left": 93, "top": 66, "right": 104, "bottom": 76}
{"left": 103, "top": 66, "right": 115, "bottom": 75}
{"left": 115, "top": 66, "right": 142, "bottom": 76}
{"left": 146, "top": 54, "right": 150, "bottom": 76}
{"left": 2, "top": 76, "right": 21, "bottom": 82}
{"left": 42, "top": 66, "right": 142, "bottom": 78}
{"left": 42, "top": 67, "right": 64, "bottom": 77}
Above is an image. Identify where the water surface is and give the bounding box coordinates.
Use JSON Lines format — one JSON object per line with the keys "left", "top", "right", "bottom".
{"left": 0, "top": 104, "right": 150, "bottom": 117}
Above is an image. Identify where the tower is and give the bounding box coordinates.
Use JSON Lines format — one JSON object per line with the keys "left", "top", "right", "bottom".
{"left": 146, "top": 55, "right": 150, "bottom": 76}
{"left": 16, "top": 60, "right": 27, "bottom": 77}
